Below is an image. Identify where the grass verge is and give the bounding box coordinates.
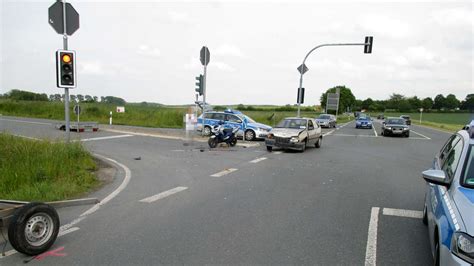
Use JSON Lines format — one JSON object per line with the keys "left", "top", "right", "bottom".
{"left": 0, "top": 133, "right": 99, "bottom": 201}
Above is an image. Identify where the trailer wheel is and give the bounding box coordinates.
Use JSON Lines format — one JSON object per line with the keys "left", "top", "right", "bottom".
{"left": 8, "top": 202, "right": 60, "bottom": 256}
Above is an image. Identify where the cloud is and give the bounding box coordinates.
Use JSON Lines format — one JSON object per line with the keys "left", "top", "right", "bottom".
{"left": 430, "top": 7, "right": 473, "bottom": 27}
{"left": 213, "top": 62, "right": 236, "bottom": 72}
{"left": 358, "top": 14, "right": 412, "bottom": 39}
{"left": 168, "top": 11, "right": 191, "bottom": 23}
{"left": 137, "top": 45, "right": 161, "bottom": 58}
{"left": 79, "top": 61, "right": 105, "bottom": 75}
{"left": 214, "top": 44, "right": 245, "bottom": 58}
{"left": 184, "top": 58, "right": 235, "bottom": 72}
{"left": 387, "top": 46, "right": 441, "bottom": 70}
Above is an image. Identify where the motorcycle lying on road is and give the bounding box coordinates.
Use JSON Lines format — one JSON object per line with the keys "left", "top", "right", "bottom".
{"left": 208, "top": 123, "right": 239, "bottom": 148}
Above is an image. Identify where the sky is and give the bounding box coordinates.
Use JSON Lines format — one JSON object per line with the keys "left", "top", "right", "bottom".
{"left": 1, "top": 0, "right": 472, "bottom": 105}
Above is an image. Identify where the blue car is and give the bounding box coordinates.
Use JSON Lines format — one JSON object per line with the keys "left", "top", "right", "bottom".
{"left": 355, "top": 116, "right": 373, "bottom": 129}
{"left": 422, "top": 120, "right": 474, "bottom": 265}
{"left": 197, "top": 110, "right": 272, "bottom": 140}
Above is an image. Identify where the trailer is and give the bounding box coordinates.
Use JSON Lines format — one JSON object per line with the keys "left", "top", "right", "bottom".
{"left": 1, "top": 198, "right": 98, "bottom": 256}
{"left": 55, "top": 122, "right": 99, "bottom": 132}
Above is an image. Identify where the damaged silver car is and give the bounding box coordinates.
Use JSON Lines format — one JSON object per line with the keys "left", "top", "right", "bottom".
{"left": 265, "top": 117, "right": 322, "bottom": 152}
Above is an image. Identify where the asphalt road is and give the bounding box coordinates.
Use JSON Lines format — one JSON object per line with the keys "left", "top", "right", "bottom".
{"left": 0, "top": 116, "right": 455, "bottom": 265}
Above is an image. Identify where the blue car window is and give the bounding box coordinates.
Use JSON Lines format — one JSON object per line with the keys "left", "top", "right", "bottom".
{"left": 212, "top": 113, "right": 225, "bottom": 121}
{"left": 441, "top": 138, "right": 463, "bottom": 181}
{"left": 462, "top": 145, "right": 474, "bottom": 187}
{"left": 440, "top": 135, "right": 460, "bottom": 163}
{"left": 226, "top": 115, "right": 242, "bottom": 123}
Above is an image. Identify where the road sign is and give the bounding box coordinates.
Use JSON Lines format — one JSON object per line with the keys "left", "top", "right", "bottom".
{"left": 74, "top": 105, "right": 81, "bottom": 115}
{"left": 200, "top": 46, "right": 210, "bottom": 66}
{"left": 297, "top": 64, "right": 309, "bottom": 75}
{"left": 48, "top": 2, "right": 80, "bottom": 35}
{"left": 326, "top": 93, "right": 340, "bottom": 111}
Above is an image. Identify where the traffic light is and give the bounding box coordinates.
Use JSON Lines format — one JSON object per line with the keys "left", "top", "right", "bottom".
{"left": 56, "top": 50, "right": 76, "bottom": 88}
{"left": 364, "top": 36, "right": 373, "bottom": 54}
{"left": 195, "top": 74, "right": 203, "bottom": 96}
{"left": 297, "top": 87, "right": 305, "bottom": 104}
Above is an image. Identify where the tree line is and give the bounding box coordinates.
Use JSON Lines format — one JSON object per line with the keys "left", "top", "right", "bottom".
{"left": 1, "top": 90, "right": 126, "bottom": 105}
{"left": 321, "top": 86, "right": 474, "bottom": 113}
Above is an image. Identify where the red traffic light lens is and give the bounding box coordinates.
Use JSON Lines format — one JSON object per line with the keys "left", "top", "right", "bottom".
{"left": 62, "top": 54, "right": 72, "bottom": 63}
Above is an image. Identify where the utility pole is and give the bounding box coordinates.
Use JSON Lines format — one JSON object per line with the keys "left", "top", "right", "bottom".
{"left": 296, "top": 37, "right": 373, "bottom": 117}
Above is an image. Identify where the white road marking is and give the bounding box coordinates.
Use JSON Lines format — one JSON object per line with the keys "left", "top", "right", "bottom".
{"left": 365, "top": 207, "right": 379, "bottom": 266}
{"left": 410, "top": 130, "right": 431, "bottom": 140}
{"left": 372, "top": 126, "right": 378, "bottom": 137}
{"left": 323, "top": 130, "right": 334, "bottom": 136}
{"left": 58, "top": 226, "right": 80, "bottom": 237}
{"left": 1, "top": 227, "right": 80, "bottom": 258}
{"left": 80, "top": 154, "right": 132, "bottom": 217}
{"left": 8, "top": 134, "right": 41, "bottom": 140}
{"left": 331, "top": 133, "right": 378, "bottom": 138}
{"left": 80, "top": 134, "right": 133, "bottom": 142}
{"left": 211, "top": 168, "right": 238, "bottom": 177}
{"left": 139, "top": 187, "right": 188, "bottom": 203}
{"left": 273, "top": 151, "right": 283, "bottom": 155}
{"left": 1, "top": 249, "right": 18, "bottom": 258}
{"left": 382, "top": 208, "right": 423, "bottom": 219}
{"left": 250, "top": 157, "right": 267, "bottom": 163}
{"left": 0, "top": 118, "right": 51, "bottom": 126}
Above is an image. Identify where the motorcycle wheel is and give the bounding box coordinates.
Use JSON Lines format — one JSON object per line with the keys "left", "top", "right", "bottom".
{"left": 229, "top": 137, "right": 237, "bottom": 147}
{"left": 208, "top": 137, "right": 218, "bottom": 148}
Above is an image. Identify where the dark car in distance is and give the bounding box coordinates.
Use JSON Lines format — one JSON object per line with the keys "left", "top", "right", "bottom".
{"left": 400, "top": 115, "right": 411, "bottom": 125}
{"left": 382, "top": 117, "right": 410, "bottom": 137}
{"left": 377, "top": 114, "right": 384, "bottom": 120}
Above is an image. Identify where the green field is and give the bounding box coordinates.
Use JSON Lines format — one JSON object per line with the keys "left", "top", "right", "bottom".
{"left": 371, "top": 112, "right": 472, "bottom": 132}
{"left": 2, "top": 100, "right": 470, "bottom": 131}
{"left": 0, "top": 100, "right": 353, "bottom": 128}
{"left": 0, "top": 133, "right": 98, "bottom": 201}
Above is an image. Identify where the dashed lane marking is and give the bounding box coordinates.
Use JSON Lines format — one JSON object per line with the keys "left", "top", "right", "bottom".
{"left": 382, "top": 208, "right": 423, "bottom": 219}
{"left": 211, "top": 168, "right": 238, "bottom": 177}
{"left": 139, "top": 187, "right": 188, "bottom": 203}
{"left": 273, "top": 151, "right": 283, "bottom": 155}
{"left": 250, "top": 157, "right": 267, "bottom": 163}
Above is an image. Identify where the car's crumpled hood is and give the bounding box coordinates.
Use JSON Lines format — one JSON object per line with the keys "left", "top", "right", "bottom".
{"left": 270, "top": 128, "right": 305, "bottom": 138}
{"left": 453, "top": 187, "right": 474, "bottom": 234}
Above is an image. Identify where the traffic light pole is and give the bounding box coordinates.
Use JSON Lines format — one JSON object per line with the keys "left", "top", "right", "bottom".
{"left": 62, "top": 0, "right": 70, "bottom": 143}
{"left": 297, "top": 42, "right": 369, "bottom": 118}
{"left": 201, "top": 65, "right": 207, "bottom": 137}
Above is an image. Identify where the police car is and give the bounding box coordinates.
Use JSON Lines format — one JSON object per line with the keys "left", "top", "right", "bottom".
{"left": 422, "top": 120, "right": 474, "bottom": 265}
{"left": 197, "top": 110, "right": 272, "bottom": 140}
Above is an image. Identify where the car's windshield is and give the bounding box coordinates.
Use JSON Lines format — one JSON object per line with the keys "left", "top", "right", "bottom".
{"left": 276, "top": 119, "right": 307, "bottom": 129}
{"left": 387, "top": 119, "right": 405, "bottom": 125}
{"left": 237, "top": 115, "right": 255, "bottom": 123}
{"left": 358, "top": 117, "right": 369, "bottom": 121}
{"left": 463, "top": 145, "right": 474, "bottom": 187}
{"left": 318, "top": 115, "right": 330, "bottom": 119}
